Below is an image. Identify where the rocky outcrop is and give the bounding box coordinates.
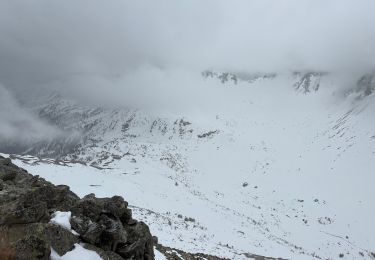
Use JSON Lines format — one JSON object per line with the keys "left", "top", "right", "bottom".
{"left": 356, "top": 73, "right": 375, "bottom": 97}
{"left": 155, "top": 243, "right": 229, "bottom": 260}
{"left": 0, "top": 156, "right": 154, "bottom": 260}
{"left": 293, "top": 72, "right": 323, "bottom": 93}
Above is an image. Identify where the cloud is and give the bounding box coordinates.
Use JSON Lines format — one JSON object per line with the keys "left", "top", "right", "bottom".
{"left": 0, "top": 0, "right": 374, "bottom": 149}
{"left": 0, "top": 1, "right": 374, "bottom": 115}
{"left": 0, "top": 84, "right": 60, "bottom": 142}
{"left": 45, "top": 66, "right": 232, "bottom": 113}
{"left": 0, "top": 0, "right": 374, "bottom": 88}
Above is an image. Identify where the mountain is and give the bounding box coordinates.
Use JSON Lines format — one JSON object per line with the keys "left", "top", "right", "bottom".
{"left": 1, "top": 71, "right": 375, "bottom": 259}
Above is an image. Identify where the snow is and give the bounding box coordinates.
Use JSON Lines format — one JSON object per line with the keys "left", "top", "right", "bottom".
{"left": 4, "top": 73, "right": 375, "bottom": 259}
{"left": 154, "top": 248, "right": 167, "bottom": 260}
{"left": 50, "top": 211, "right": 72, "bottom": 231}
{"left": 50, "top": 211, "right": 79, "bottom": 236}
{"left": 51, "top": 244, "right": 102, "bottom": 260}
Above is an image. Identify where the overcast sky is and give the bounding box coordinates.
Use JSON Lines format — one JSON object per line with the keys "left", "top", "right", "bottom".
{"left": 0, "top": 0, "right": 375, "bottom": 141}
{"left": 1, "top": 0, "right": 375, "bottom": 87}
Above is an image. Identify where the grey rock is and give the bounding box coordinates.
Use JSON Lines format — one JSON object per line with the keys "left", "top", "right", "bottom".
{"left": 0, "top": 168, "right": 17, "bottom": 181}
{"left": 82, "top": 222, "right": 105, "bottom": 245}
{"left": 0, "top": 198, "right": 49, "bottom": 225}
{"left": 71, "top": 194, "right": 103, "bottom": 221}
{"left": 99, "top": 214, "right": 127, "bottom": 251}
{"left": 70, "top": 215, "right": 91, "bottom": 235}
{"left": 12, "top": 235, "right": 50, "bottom": 260}
{"left": 44, "top": 224, "right": 79, "bottom": 255}
{"left": 118, "top": 221, "right": 154, "bottom": 259}
{"left": 0, "top": 157, "right": 155, "bottom": 260}
{"left": 0, "top": 223, "right": 78, "bottom": 256}
{"left": 356, "top": 73, "right": 375, "bottom": 97}
{"left": 0, "top": 157, "right": 12, "bottom": 166}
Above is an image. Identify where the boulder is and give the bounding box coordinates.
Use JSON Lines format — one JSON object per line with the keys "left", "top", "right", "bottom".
{"left": 12, "top": 235, "right": 50, "bottom": 260}
{"left": 0, "top": 223, "right": 79, "bottom": 256}
{"left": 118, "top": 221, "right": 154, "bottom": 259}
{"left": 71, "top": 193, "right": 153, "bottom": 258}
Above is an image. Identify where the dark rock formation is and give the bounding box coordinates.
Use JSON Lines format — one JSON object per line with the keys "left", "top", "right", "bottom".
{"left": 155, "top": 243, "right": 229, "bottom": 260}
{"left": 356, "top": 73, "right": 375, "bottom": 97}
{"left": 293, "top": 72, "right": 323, "bottom": 93}
{"left": 156, "top": 243, "right": 287, "bottom": 260}
{"left": 0, "top": 156, "right": 154, "bottom": 260}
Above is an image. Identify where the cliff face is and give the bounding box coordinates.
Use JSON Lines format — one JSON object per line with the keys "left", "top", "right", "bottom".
{"left": 0, "top": 156, "right": 154, "bottom": 260}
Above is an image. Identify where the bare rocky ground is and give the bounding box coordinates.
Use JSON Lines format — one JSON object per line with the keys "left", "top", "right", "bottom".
{"left": 0, "top": 155, "right": 154, "bottom": 259}
{"left": 155, "top": 243, "right": 287, "bottom": 260}
{"left": 156, "top": 243, "right": 229, "bottom": 260}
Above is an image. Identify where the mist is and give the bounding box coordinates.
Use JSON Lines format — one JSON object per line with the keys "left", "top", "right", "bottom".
{"left": 0, "top": 84, "right": 60, "bottom": 142}
{"left": 1, "top": 0, "right": 375, "bottom": 84}
{"left": 1, "top": 0, "right": 375, "bottom": 141}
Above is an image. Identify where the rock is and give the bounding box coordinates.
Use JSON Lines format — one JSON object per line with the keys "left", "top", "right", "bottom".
{"left": 184, "top": 217, "right": 195, "bottom": 222}
{"left": 0, "top": 196, "right": 49, "bottom": 225}
{"left": 156, "top": 243, "right": 229, "bottom": 260}
{"left": 71, "top": 195, "right": 131, "bottom": 224}
{"left": 82, "top": 222, "right": 105, "bottom": 245}
{"left": 356, "top": 73, "right": 375, "bottom": 97}
{"left": 0, "top": 157, "right": 155, "bottom": 260}
{"left": 118, "top": 221, "right": 154, "bottom": 259}
{"left": 20, "top": 185, "right": 78, "bottom": 212}
{"left": 0, "top": 182, "right": 80, "bottom": 225}
{"left": 103, "top": 196, "right": 128, "bottom": 218}
{"left": 128, "top": 218, "right": 138, "bottom": 225}
{"left": 70, "top": 193, "right": 153, "bottom": 258}
{"left": 99, "top": 214, "right": 127, "bottom": 251}
{"left": 70, "top": 215, "right": 91, "bottom": 235}
{"left": 71, "top": 194, "right": 103, "bottom": 221}
{"left": 0, "top": 169, "right": 17, "bottom": 181}
{"left": 12, "top": 235, "right": 50, "bottom": 260}
{"left": 43, "top": 224, "right": 79, "bottom": 255}
{"left": 0, "top": 157, "right": 12, "bottom": 166}
{"left": 0, "top": 249, "right": 15, "bottom": 260}
{"left": 0, "top": 223, "right": 78, "bottom": 256}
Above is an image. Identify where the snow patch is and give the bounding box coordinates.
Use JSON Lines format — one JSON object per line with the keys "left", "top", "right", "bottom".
{"left": 51, "top": 244, "right": 102, "bottom": 260}
{"left": 154, "top": 248, "right": 167, "bottom": 260}
{"left": 50, "top": 211, "right": 79, "bottom": 235}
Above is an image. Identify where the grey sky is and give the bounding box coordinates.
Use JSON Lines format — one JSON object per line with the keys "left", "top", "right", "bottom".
{"left": 0, "top": 0, "right": 374, "bottom": 141}
{"left": 1, "top": 0, "right": 374, "bottom": 88}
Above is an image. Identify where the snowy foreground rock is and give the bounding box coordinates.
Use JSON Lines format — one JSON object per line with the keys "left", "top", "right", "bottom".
{"left": 0, "top": 156, "right": 154, "bottom": 259}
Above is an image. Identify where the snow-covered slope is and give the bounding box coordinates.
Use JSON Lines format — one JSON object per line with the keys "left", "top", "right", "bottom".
{"left": 2, "top": 72, "right": 375, "bottom": 259}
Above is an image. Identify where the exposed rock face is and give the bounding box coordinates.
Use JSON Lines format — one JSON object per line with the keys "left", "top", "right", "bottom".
{"left": 0, "top": 156, "right": 154, "bottom": 260}
{"left": 293, "top": 72, "right": 323, "bottom": 93}
{"left": 356, "top": 73, "right": 375, "bottom": 97}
